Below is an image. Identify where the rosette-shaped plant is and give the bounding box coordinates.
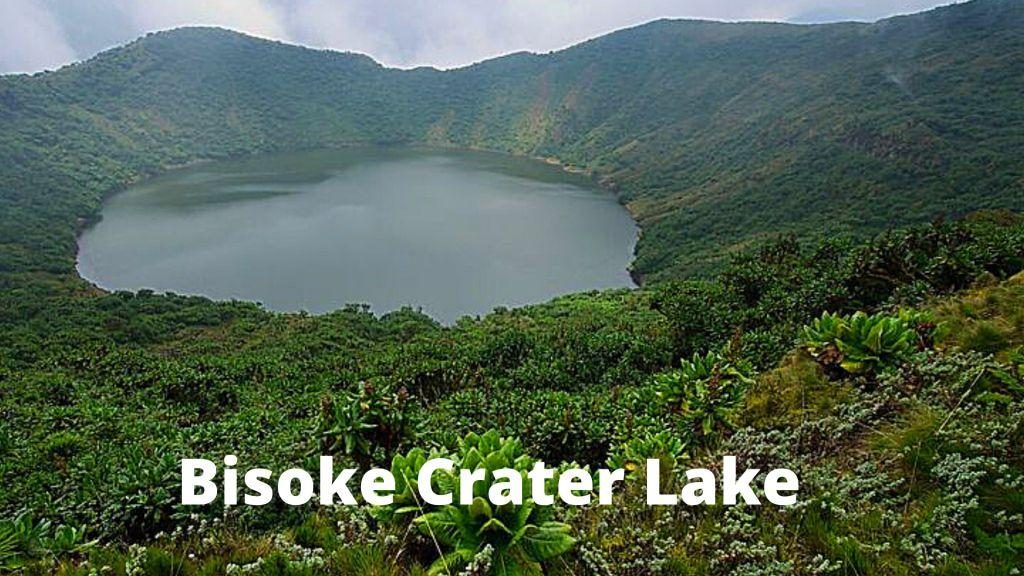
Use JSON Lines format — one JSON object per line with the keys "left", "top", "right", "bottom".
{"left": 371, "top": 447, "right": 448, "bottom": 524}
{"left": 317, "top": 382, "right": 418, "bottom": 467}
{"left": 802, "top": 311, "right": 931, "bottom": 376}
{"left": 607, "top": 430, "right": 687, "bottom": 482}
{"left": 413, "top": 430, "right": 575, "bottom": 575}
{"left": 655, "top": 351, "right": 754, "bottom": 447}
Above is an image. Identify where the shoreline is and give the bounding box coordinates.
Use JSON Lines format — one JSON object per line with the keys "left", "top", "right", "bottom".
{"left": 71, "top": 143, "right": 644, "bottom": 321}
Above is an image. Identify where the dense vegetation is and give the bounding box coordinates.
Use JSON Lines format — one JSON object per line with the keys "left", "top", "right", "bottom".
{"left": 1, "top": 0, "right": 1022, "bottom": 280}
{"left": 2, "top": 0, "right": 1024, "bottom": 574}
{"left": 3, "top": 211, "right": 1023, "bottom": 574}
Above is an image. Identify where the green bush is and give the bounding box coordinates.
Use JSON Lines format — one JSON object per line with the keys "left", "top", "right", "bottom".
{"left": 371, "top": 447, "right": 447, "bottom": 525}
{"left": 316, "top": 382, "right": 419, "bottom": 467}
{"left": 655, "top": 351, "right": 754, "bottom": 447}
{"left": 607, "top": 430, "right": 687, "bottom": 477}
{"left": 413, "top": 431, "right": 575, "bottom": 575}
{"left": 0, "top": 513, "right": 93, "bottom": 570}
{"left": 801, "top": 311, "right": 934, "bottom": 377}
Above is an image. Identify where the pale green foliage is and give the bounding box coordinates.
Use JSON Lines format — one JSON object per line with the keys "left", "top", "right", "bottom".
{"left": 0, "top": 522, "right": 20, "bottom": 571}
{"left": 655, "top": 351, "right": 755, "bottom": 446}
{"left": 371, "top": 447, "right": 447, "bottom": 524}
{"left": 801, "top": 311, "right": 933, "bottom": 376}
{"left": 606, "top": 431, "right": 687, "bottom": 476}
{"left": 0, "top": 513, "right": 93, "bottom": 569}
{"left": 413, "top": 430, "right": 575, "bottom": 575}
{"left": 319, "top": 400, "right": 376, "bottom": 457}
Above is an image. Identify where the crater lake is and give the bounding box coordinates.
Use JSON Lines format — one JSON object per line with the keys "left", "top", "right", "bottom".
{"left": 77, "top": 147, "right": 638, "bottom": 322}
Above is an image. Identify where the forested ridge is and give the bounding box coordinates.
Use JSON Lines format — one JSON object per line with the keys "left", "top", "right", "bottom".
{"left": 2, "top": 0, "right": 1023, "bottom": 279}
{"left": 3, "top": 0, "right": 1024, "bottom": 574}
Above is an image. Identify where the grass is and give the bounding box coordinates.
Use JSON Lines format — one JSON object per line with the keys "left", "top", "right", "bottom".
{"left": 934, "top": 272, "right": 1024, "bottom": 360}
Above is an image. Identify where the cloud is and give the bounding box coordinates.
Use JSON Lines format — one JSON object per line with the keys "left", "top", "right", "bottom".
{"left": 0, "top": 0, "right": 77, "bottom": 74}
{"left": 120, "top": 0, "right": 289, "bottom": 41}
{"left": 2, "top": 0, "right": 957, "bottom": 75}
{"left": 276, "top": 0, "right": 800, "bottom": 68}
{"left": 276, "top": 0, "right": 958, "bottom": 69}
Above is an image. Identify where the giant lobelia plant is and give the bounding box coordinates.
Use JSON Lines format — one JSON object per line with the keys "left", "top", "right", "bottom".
{"left": 655, "top": 351, "right": 755, "bottom": 448}
{"left": 413, "top": 430, "right": 575, "bottom": 575}
{"left": 801, "top": 310, "right": 934, "bottom": 377}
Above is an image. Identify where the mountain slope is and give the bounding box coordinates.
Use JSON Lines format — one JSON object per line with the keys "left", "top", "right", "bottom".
{"left": 0, "top": 0, "right": 1022, "bottom": 280}
{"left": 441, "top": 0, "right": 1024, "bottom": 276}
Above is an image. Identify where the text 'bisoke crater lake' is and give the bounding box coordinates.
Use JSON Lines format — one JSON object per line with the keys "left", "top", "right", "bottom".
{"left": 77, "top": 147, "right": 638, "bottom": 322}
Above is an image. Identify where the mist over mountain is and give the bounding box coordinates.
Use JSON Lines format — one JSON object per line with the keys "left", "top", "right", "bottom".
{"left": 1, "top": 0, "right": 1022, "bottom": 279}
{"left": 1, "top": 0, "right": 956, "bottom": 73}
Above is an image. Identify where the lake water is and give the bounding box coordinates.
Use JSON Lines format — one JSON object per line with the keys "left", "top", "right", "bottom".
{"left": 77, "top": 147, "right": 637, "bottom": 322}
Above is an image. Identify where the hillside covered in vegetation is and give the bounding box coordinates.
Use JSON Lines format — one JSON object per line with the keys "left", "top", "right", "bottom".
{"left": 1, "top": 0, "right": 1022, "bottom": 280}
{"left": 2, "top": 0, "right": 1024, "bottom": 574}
{"left": 3, "top": 213, "right": 1024, "bottom": 574}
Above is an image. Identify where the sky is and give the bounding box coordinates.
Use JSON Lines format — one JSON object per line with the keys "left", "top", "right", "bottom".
{"left": 1, "top": 0, "right": 956, "bottom": 74}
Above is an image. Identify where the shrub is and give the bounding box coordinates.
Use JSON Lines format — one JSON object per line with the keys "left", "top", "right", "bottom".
{"left": 413, "top": 430, "right": 575, "bottom": 575}
{"left": 0, "top": 513, "right": 92, "bottom": 570}
{"left": 290, "top": 515, "right": 336, "bottom": 551}
{"left": 432, "top": 388, "right": 617, "bottom": 467}
{"left": 655, "top": 351, "right": 755, "bottom": 447}
{"left": 316, "top": 381, "right": 419, "bottom": 467}
{"left": 606, "top": 431, "right": 687, "bottom": 477}
{"left": 801, "top": 311, "right": 934, "bottom": 377}
{"left": 161, "top": 356, "right": 242, "bottom": 417}
{"left": 70, "top": 446, "right": 179, "bottom": 541}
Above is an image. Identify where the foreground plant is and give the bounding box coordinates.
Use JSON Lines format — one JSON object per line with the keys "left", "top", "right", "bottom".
{"left": 0, "top": 513, "right": 93, "bottom": 570}
{"left": 606, "top": 431, "right": 687, "bottom": 477}
{"left": 655, "top": 351, "right": 755, "bottom": 447}
{"left": 371, "top": 446, "right": 448, "bottom": 525}
{"left": 413, "top": 430, "right": 575, "bottom": 575}
{"left": 317, "top": 381, "right": 419, "bottom": 467}
{"left": 801, "top": 310, "right": 936, "bottom": 377}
